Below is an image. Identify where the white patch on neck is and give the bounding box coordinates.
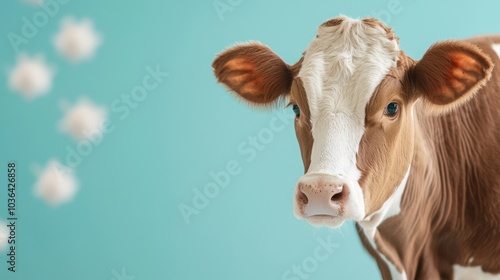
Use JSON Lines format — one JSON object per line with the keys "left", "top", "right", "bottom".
{"left": 382, "top": 254, "right": 407, "bottom": 280}
{"left": 492, "top": 43, "right": 500, "bottom": 59}
{"left": 358, "top": 165, "right": 411, "bottom": 280}
{"left": 359, "top": 165, "right": 411, "bottom": 236}
{"left": 297, "top": 16, "right": 399, "bottom": 220}
{"left": 362, "top": 228, "right": 408, "bottom": 280}
{"left": 453, "top": 265, "right": 500, "bottom": 280}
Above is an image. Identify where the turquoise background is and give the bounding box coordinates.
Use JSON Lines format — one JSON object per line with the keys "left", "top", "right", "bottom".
{"left": 0, "top": 0, "right": 499, "bottom": 279}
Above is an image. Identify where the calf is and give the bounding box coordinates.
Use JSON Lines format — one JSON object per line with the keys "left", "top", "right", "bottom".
{"left": 212, "top": 16, "right": 500, "bottom": 279}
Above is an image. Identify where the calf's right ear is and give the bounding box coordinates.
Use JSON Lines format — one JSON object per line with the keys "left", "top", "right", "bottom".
{"left": 212, "top": 43, "right": 293, "bottom": 106}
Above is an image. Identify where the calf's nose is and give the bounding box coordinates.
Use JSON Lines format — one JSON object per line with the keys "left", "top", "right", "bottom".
{"left": 295, "top": 175, "right": 349, "bottom": 217}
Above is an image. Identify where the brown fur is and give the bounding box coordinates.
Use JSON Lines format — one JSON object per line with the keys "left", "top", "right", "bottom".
{"left": 358, "top": 37, "right": 500, "bottom": 279}
{"left": 212, "top": 42, "right": 293, "bottom": 105}
{"left": 408, "top": 41, "right": 493, "bottom": 112}
{"left": 357, "top": 224, "right": 394, "bottom": 279}
{"left": 322, "top": 18, "right": 344, "bottom": 27}
{"left": 357, "top": 58, "right": 416, "bottom": 215}
{"left": 212, "top": 17, "right": 500, "bottom": 280}
{"left": 290, "top": 78, "right": 313, "bottom": 173}
{"left": 362, "top": 18, "right": 399, "bottom": 43}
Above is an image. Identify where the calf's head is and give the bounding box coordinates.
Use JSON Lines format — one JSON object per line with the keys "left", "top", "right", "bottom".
{"left": 212, "top": 17, "right": 493, "bottom": 228}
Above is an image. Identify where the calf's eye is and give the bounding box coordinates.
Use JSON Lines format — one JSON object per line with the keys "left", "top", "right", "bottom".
{"left": 292, "top": 104, "right": 300, "bottom": 117}
{"left": 384, "top": 102, "right": 399, "bottom": 117}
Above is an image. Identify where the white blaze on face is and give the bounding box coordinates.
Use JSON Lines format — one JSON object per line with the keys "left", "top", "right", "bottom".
{"left": 54, "top": 17, "right": 102, "bottom": 63}
{"left": 34, "top": 160, "right": 79, "bottom": 207}
{"left": 8, "top": 54, "right": 55, "bottom": 100}
{"left": 0, "top": 221, "right": 7, "bottom": 252}
{"left": 297, "top": 17, "right": 399, "bottom": 218}
{"left": 59, "top": 98, "right": 108, "bottom": 141}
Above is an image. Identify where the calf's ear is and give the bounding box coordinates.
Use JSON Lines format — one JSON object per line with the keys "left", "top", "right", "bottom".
{"left": 408, "top": 40, "right": 493, "bottom": 114}
{"left": 212, "top": 42, "right": 293, "bottom": 106}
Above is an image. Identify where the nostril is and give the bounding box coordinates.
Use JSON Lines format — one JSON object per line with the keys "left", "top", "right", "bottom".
{"left": 331, "top": 185, "right": 344, "bottom": 202}
{"left": 297, "top": 190, "right": 309, "bottom": 205}
{"left": 331, "top": 192, "right": 344, "bottom": 202}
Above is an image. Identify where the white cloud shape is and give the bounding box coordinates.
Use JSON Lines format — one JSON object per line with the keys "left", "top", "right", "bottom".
{"left": 59, "top": 98, "right": 108, "bottom": 141}
{"left": 33, "top": 160, "right": 79, "bottom": 207}
{"left": 0, "top": 221, "right": 7, "bottom": 252}
{"left": 54, "top": 17, "right": 102, "bottom": 63}
{"left": 8, "top": 54, "right": 55, "bottom": 100}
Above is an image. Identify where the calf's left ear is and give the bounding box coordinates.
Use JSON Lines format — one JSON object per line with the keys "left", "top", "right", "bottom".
{"left": 408, "top": 40, "right": 493, "bottom": 113}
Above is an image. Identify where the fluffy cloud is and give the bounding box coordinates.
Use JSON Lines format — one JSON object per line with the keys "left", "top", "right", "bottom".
{"left": 54, "top": 17, "right": 102, "bottom": 63}
{"left": 8, "top": 54, "right": 55, "bottom": 100}
{"left": 33, "top": 160, "right": 79, "bottom": 207}
{"left": 59, "top": 98, "right": 108, "bottom": 141}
